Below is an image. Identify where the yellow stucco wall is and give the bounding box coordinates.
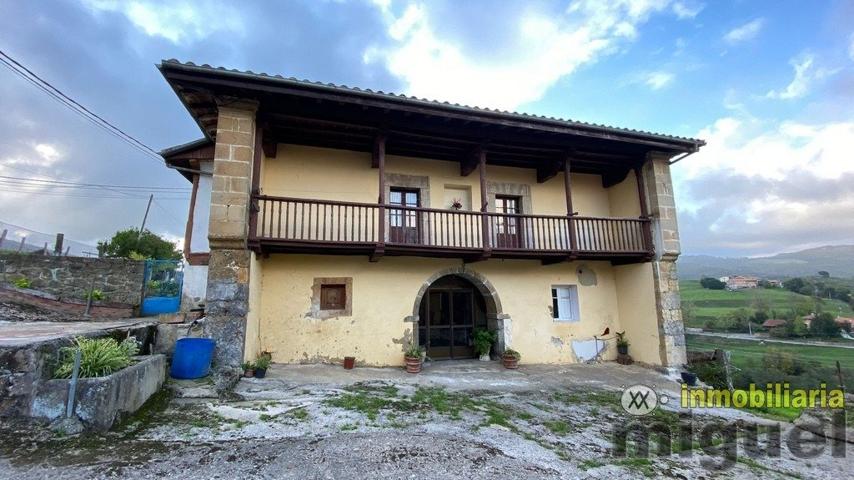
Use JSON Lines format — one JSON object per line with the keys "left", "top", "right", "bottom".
{"left": 257, "top": 255, "right": 642, "bottom": 366}
{"left": 613, "top": 262, "right": 662, "bottom": 365}
{"left": 244, "top": 251, "right": 264, "bottom": 362}
{"left": 252, "top": 144, "right": 661, "bottom": 366}
{"left": 262, "top": 144, "right": 616, "bottom": 216}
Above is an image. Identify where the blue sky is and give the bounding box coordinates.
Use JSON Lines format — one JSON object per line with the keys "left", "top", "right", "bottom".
{"left": 0, "top": 0, "right": 852, "bottom": 257}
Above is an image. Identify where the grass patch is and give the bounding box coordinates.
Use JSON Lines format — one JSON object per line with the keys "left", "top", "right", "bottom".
{"left": 614, "top": 458, "right": 655, "bottom": 477}
{"left": 542, "top": 420, "right": 571, "bottom": 436}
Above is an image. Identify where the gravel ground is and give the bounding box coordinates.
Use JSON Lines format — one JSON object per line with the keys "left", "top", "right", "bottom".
{"left": 1, "top": 376, "right": 851, "bottom": 479}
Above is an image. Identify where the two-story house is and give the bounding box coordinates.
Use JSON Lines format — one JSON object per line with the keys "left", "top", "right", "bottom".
{"left": 160, "top": 60, "right": 704, "bottom": 370}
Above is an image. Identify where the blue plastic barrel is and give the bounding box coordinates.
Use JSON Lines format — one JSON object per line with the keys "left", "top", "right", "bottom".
{"left": 170, "top": 338, "right": 216, "bottom": 379}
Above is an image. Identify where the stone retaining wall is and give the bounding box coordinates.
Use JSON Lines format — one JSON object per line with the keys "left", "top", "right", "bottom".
{"left": 0, "top": 253, "right": 145, "bottom": 306}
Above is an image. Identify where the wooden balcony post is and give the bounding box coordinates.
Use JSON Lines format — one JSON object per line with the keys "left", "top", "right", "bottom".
{"left": 478, "top": 147, "right": 491, "bottom": 256}
{"left": 248, "top": 124, "right": 264, "bottom": 247}
{"left": 634, "top": 165, "right": 654, "bottom": 257}
{"left": 563, "top": 156, "right": 578, "bottom": 256}
{"left": 372, "top": 134, "right": 386, "bottom": 261}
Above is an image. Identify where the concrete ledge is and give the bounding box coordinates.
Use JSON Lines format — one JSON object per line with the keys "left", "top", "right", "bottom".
{"left": 31, "top": 354, "right": 166, "bottom": 431}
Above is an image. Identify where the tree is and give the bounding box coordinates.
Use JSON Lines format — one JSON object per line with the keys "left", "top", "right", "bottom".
{"left": 809, "top": 312, "right": 840, "bottom": 338}
{"left": 700, "top": 277, "right": 726, "bottom": 290}
{"left": 97, "top": 228, "right": 181, "bottom": 260}
{"left": 818, "top": 271, "right": 830, "bottom": 278}
{"left": 783, "top": 277, "right": 806, "bottom": 293}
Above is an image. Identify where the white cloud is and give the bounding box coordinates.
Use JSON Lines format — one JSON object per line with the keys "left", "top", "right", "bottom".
{"left": 364, "top": 0, "right": 689, "bottom": 110}
{"left": 34, "top": 144, "right": 60, "bottom": 163}
{"left": 644, "top": 71, "right": 674, "bottom": 90}
{"left": 674, "top": 115, "right": 854, "bottom": 254}
{"left": 671, "top": 1, "right": 704, "bottom": 19}
{"left": 723, "top": 18, "right": 764, "bottom": 44}
{"left": 83, "top": 0, "right": 244, "bottom": 44}
{"left": 765, "top": 54, "right": 836, "bottom": 100}
{"left": 681, "top": 116, "right": 854, "bottom": 182}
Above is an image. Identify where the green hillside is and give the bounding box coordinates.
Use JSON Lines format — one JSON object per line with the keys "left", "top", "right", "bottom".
{"left": 680, "top": 280, "right": 854, "bottom": 328}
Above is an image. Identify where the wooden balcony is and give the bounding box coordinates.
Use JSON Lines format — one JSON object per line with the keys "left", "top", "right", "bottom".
{"left": 250, "top": 195, "right": 654, "bottom": 264}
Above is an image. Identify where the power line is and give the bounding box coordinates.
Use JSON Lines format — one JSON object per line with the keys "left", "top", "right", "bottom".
{"left": 0, "top": 50, "right": 165, "bottom": 165}
{"left": 0, "top": 174, "right": 191, "bottom": 191}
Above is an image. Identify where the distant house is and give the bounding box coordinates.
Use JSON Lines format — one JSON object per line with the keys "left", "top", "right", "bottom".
{"left": 835, "top": 317, "right": 854, "bottom": 329}
{"left": 726, "top": 275, "right": 759, "bottom": 290}
{"left": 803, "top": 313, "right": 816, "bottom": 327}
{"left": 766, "top": 279, "right": 783, "bottom": 288}
{"left": 762, "top": 319, "right": 787, "bottom": 330}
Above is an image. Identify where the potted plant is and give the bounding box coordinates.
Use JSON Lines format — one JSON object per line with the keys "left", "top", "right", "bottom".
{"left": 502, "top": 349, "right": 521, "bottom": 369}
{"left": 404, "top": 344, "right": 424, "bottom": 374}
{"left": 615, "top": 331, "right": 629, "bottom": 355}
{"left": 450, "top": 198, "right": 463, "bottom": 210}
{"left": 241, "top": 361, "right": 255, "bottom": 378}
{"left": 253, "top": 354, "right": 271, "bottom": 379}
{"left": 473, "top": 329, "right": 496, "bottom": 361}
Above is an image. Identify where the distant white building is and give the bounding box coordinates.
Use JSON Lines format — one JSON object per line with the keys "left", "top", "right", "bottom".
{"left": 726, "top": 275, "right": 759, "bottom": 290}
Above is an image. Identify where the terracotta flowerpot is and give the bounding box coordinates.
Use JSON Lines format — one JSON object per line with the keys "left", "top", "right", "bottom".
{"left": 343, "top": 356, "right": 356, "bottom": 370}
{"left": 404, "top": 356, "right": 422, "bottom": 374}
{"left": 243, "top": 369, "right": 255, "bottom": 378}
{"left": 502, "top": 355, "right": 519, "bottom": 369}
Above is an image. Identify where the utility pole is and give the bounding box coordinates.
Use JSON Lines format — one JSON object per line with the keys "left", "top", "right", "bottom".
{"left": 137, "top": 194, "right": 154, "bottom": 246}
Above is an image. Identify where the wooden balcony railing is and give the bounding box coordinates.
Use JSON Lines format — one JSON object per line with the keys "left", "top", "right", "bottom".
{"left": 251, "top": 195, "right": 653, "bottom": 260}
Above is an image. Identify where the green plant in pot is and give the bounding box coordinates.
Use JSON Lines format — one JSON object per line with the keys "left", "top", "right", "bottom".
{"left": 615, "top": 331, "right": 629, "bottom": 355}
{"left": 502, "top": 348, "right": 521, "bottom": 369}
{"left": 473, "top": 329, "right": 496, "bottom": 361}
{"left": 253, "top": 354, "right": 271, "bottom": 379}
{"left": 241, "top": 361, "right": 255, "bottom": 378}
{"left": 404, "top": 344, "right": 424, "bottom": 374}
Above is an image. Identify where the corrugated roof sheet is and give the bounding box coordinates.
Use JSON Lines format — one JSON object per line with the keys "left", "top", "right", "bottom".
{"left": 160, "top": 59, "right": 705, "bottom": 147}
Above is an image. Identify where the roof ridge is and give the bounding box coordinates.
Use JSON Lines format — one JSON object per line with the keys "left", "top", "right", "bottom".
{"left": 159, "top": 59, "right": 704, "bottom": 146}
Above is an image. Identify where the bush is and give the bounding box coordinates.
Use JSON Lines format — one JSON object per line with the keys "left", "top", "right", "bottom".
{"left": 688, "top": 361, "right": 728, "bottom": 389}
{"left": 12, "top": 277, "right": 31, "bottom": 289}
{"left": 54, "top": 336, "right": 139, "bottom": 378}
{"left": 809, "top": 312, "right": 840, "bottom": 338}
{"left": 87, "top": 289, "right": 105, "bottom": 301}
{"left": 700, "top": 277, "right": 726, "bottom": 290}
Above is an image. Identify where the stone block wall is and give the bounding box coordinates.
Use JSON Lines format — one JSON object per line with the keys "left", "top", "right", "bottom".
{"left": 643, "top": 154, "right": 687, "bottom": 367}
{"left": 205, "top": 102, "right": 258, "bottom": 381}
{"left": 0, "top": 253, "right": 145, "bottom": 306}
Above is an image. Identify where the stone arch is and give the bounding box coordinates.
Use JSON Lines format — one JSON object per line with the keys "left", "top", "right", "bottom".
{"left": 407, "top": 266, "right": 511, "bottom": 354}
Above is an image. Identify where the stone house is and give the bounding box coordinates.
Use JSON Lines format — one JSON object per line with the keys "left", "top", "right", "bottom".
{"left": 159, "top": 60, "right": 704, "bottom": 369}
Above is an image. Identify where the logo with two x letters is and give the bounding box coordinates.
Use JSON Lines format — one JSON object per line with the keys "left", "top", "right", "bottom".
{"left": 620, "top": 384, "right": 670, "bottom": 415}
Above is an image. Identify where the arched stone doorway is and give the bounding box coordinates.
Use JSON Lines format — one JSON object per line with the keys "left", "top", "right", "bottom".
{"left": 410, "top": 268, "right": 509, "bottom": 360}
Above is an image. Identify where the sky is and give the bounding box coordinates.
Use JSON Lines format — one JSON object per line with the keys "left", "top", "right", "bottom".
{"left": 0, "top": 0, "right": 852, "bottom": 257}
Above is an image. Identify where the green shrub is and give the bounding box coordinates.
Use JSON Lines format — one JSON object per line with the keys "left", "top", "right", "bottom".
{"left": 54, "top": 336, "right": 140, "bottom": 378}
{"left": 87, "top": 289, "right": 105, "bottom": 301}
{"left": 688, "top": 361, "right": 728, "bottom": 389}
{"left": 12, "top": 277, "right": 31, "bottom": 289}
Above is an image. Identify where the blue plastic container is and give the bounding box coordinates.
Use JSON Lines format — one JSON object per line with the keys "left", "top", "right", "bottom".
{"left": 170, "top": 338, "right": 216, "bottom": 379}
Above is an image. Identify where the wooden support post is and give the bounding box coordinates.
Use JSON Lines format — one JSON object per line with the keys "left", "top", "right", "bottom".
{"left": 634, "top": 165, "right": 654, "bottom": 257}
{"left": 372, "top": 134, "right": 387, "bottom": 261}
{"left": 248, "top": 125, "right": 264, "bottom": 245}
{"left": 564, "top": 156, "right": 577, "bottom": 257}
{"left": 54, "top": 233, "right": 64, "bottom": 256}
{"left": 478, "top": 148, "right": 491, "bottom": 258}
